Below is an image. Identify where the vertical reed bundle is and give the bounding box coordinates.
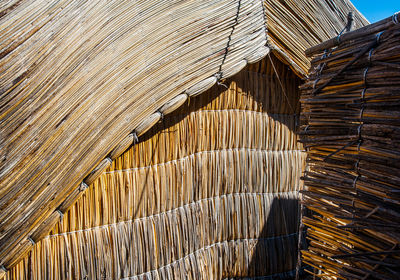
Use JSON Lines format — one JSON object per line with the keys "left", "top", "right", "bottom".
{"left": 300, "top": 16, "right": 400, "bottom": 279}
{"left": 5, "top": 55, "right": 306, "bottom": 279}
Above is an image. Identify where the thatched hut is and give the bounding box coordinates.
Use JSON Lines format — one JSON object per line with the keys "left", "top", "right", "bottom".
{"left": 0, "top": 1, "right": 367, "bottom": 279}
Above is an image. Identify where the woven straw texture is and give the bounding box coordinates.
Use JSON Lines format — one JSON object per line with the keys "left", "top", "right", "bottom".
{"left": 300, "top": 17, "right": 400, "bottom": 279}
{"left": 6, "top": 55, "right": 305, "bottom": 279}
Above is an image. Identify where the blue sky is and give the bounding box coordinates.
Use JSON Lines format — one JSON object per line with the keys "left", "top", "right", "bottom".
{"left": 351, "top": 0, "right": 399, "bottom": 23}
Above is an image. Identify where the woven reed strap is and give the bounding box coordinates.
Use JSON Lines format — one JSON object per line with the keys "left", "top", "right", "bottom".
{"left": 312, "top": 31, "right": 384, "bottom": 96}
{"left": 216, "top": 0, "right": 241, "bottom": 80}
{"left": 321, "top": 32, "right": 384, "bottom": 162}
{"left": 335, "top": 11, "right": 354, "bottom": 44}
{"left": 305, "top": 13, "right": 398, "bottom": 56}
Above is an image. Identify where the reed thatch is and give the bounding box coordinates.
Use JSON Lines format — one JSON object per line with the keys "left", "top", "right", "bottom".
{"left": 0, "top": 0, "right": 367, "bottom": 278}
{"left": 0, "top": 0, "right": 268, "bottom": 273}
{"left": 5, "top": 55, "right": 306, "bottom": 279}
{"left": 264, "top": 0, "right": 368, "bottom": 76}
{"left": 300, "top": 14, "right": 400, "bottom": 279}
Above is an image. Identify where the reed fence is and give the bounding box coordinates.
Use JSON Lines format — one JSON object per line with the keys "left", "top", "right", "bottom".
{"left": 300, "top": 14, "right": 400, "bottom": 280}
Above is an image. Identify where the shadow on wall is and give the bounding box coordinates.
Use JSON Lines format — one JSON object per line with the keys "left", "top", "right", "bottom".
{"left": 244, "top": 197, "right": 307, "bottom": 279}
{"left": 139, "top": 54, "right": 302, "bottom": 146}
{"left": 134, "top": 54, "right": 306, "bottom": 278}
{"left": 4, "top": 54, "right": 308, "bottom": 279}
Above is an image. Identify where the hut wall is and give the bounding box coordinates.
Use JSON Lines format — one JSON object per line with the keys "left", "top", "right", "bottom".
{"left": 6, "top": 55, "right": 305, "bottom": 279}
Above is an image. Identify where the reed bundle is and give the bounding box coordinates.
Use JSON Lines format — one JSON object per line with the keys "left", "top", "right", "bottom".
{"left": 5, "top": 56, "right": 306, "bottom": 279}
{"left": 300, "top": 15, "right": 400, "bottom": 279}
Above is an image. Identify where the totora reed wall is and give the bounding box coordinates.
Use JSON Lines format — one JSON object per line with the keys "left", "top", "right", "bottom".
{"left": 6, "top": 55, "right": 306, "bottom": 280}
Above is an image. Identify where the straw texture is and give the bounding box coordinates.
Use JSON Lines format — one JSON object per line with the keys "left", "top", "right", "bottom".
{"left": 0, "top": 0, "right": 267, "bottom": 270}
{"left": 5, "top": 55, "right": 306, "bottom": 279}
{"left": 300, "top": 17, "right": 400, "bottom": 279}
{"left": 264, "top": 0, "right": 368, "bottom": 76}
{"left": 0, "top": 0, "right": 369, "bottom": 276}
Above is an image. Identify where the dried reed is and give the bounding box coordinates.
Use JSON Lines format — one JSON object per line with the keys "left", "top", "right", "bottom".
{"left": 0, "top": 0, "right": 267, "bottom": 271}
{"left": 300, "top": 16, "right": 400, "bottom": 280}
{"left": 0, "top": 0, "right": 367, "bottom": 276}
{"left": 5, "top": 56, "right": 306, "bottom": 279}
{"left": 264, "top": 0, "right": 368, "bottom": 77}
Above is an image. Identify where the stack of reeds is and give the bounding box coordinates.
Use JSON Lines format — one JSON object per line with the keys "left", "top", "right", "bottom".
{"left": 5, "top": 55, "right": 306, "bottom": 279}
{"left": 300, "top": 15, "right": 400, "bottom": 279}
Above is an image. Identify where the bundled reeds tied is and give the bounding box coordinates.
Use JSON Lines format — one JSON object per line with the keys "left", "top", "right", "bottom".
{"left": 300, "top": 15, "right": 400, "bottom": 279}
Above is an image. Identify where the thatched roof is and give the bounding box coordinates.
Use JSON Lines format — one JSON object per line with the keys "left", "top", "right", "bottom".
{"left": 265, "top": 0, "right": 368, "bottom": 76}
{"left": 0, "top": 0, "right": 367, "bottom": 275}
